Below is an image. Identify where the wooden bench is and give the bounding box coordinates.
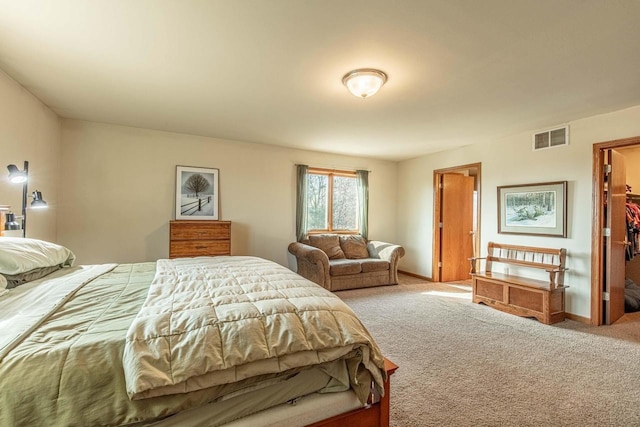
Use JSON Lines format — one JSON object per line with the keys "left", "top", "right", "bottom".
{"left": 469, "top": 242, "right": 568, "bottom": 325}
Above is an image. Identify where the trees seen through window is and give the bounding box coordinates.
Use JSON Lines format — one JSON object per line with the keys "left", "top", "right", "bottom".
{"left": 307, "top": 169, "right": 358, "bottom": 233}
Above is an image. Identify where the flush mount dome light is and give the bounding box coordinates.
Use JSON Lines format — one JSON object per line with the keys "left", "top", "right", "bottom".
{"left": 342, "top": 68, "right": 387, "bottom": 98}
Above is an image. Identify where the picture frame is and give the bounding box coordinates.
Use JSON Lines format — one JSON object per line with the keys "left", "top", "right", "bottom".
{"left": 175, "top": 166, "right": 219, "bottom": 220}
{"left": 497, "top": 181, "right": 567, "bottom": 237}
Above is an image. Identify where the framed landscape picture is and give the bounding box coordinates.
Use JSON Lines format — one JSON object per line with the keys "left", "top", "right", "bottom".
{"left": 175, "top": 166, "right": 219, "bottom": 220}
{"left": 497, "top": 181, "right": 567, "bottom": 237}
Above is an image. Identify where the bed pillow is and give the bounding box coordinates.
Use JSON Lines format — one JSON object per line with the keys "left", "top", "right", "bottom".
{"left": 0, "top": 237, "right": 76, "bottom": 277}
{"left": 339, "top": 235, "right": 369, "bottom": 259}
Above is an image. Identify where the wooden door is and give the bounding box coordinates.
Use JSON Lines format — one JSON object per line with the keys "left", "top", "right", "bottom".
{"left": 605, "top": 149, "right": 626, "bottom": 324}
{"left": 440, "top": 174, "right": 475, "bottom": 282}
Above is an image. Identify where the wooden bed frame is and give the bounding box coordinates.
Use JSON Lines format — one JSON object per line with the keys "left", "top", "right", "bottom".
{"left": 308, "top": 358, "right": 398, "bottom": 427}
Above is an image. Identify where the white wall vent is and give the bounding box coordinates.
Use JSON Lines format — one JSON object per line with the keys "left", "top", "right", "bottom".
{"left": 532, "top": 126, "right": 568, "bottom": 151}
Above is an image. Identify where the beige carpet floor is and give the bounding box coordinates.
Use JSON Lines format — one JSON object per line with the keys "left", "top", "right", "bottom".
{"left": 336, "top": 274, "right": 640, "bottom": 426}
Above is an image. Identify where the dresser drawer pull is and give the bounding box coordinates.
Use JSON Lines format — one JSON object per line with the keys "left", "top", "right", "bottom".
{"left": 195, "top": 245, "right": 208, "bottom": 250}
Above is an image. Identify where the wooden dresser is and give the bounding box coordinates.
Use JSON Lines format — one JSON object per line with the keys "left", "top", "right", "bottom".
{"left": 169, "top": 220, "right": 231, "bottom": 258}
{"left": 0, "top": 206, "right": 8, "bottom": 236}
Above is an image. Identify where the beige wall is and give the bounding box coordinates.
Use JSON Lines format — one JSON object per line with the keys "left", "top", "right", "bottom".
{"left": 58, "top": 120, "right": 398, "bottom": 266}
{"left": 7, "top": 59, "right": 640, "bottom": 320}
{"left": 620, "top": 146, "right": 640, "bottom": 194}
{"left": 397, "top": 105, "right": 640, "bottom": 319}
{"left": 0, "top": 70, "right": 60, "bottom": 241}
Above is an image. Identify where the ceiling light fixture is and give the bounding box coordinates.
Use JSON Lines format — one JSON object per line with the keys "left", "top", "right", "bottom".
{"left": 342, "top": 68, "right": 388, "bottom": 98}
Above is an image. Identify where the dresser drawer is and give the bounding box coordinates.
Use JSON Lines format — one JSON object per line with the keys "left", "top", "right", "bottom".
{"left": 169, "top": 220, "right": 232, "bottom": 258}
{"left": 169, "top": 240, "right": 231, "bottom": 258}
{"left": 170, "top": 221, "right": 231, "bottom": 240}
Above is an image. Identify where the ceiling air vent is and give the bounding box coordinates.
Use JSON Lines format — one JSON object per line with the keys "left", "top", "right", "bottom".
{"left": 532, "top": 126, "right": 568, "bottom": 151}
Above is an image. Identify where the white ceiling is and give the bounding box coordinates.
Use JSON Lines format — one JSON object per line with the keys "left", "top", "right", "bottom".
{"left": 1, "top": 1, "right": 640, "bottom": 161}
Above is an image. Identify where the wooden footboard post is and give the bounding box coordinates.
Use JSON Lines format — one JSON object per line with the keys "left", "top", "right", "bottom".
{"left": 307, "top": 358, "right": 398, "bottom": 427}
{"left": 381, "top": 358, "right": 398, "bottom": 427}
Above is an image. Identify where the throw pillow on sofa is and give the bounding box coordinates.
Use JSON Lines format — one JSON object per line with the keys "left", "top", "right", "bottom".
{"left": 339, "top": 235, "right": 369, "bottom": 259}
{"left": 308, "top": 234, "right": 345, "bottom": 260}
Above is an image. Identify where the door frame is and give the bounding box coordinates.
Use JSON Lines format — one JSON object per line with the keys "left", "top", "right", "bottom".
{"left": 432, "top": 162, "right": 482, "bottom": 283}
{"left": 591, "top": 136, "right": 640, "bottom": 325}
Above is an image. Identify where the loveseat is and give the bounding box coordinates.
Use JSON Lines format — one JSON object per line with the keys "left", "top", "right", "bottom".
{"left": 288, "top": 234, "right": 405, "bottom": 291}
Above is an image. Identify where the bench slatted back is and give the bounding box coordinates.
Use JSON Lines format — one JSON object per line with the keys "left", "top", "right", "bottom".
{"left": 486, "top": 242, "right": 566, "bottom": 286}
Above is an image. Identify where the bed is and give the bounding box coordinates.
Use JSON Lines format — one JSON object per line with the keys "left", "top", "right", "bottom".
{"left": 0, "top": 237, "right": 396, "bottom": 426}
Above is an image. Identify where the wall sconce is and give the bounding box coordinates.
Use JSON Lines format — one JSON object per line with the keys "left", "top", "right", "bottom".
{"left": 6, "top": 161, "right": 48, "bottom": 237}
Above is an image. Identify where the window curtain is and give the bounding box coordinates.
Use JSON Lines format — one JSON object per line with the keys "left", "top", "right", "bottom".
{"left": 356, "top": 169, "right": 369, "bottom": 240}
{"left": 295, "top": 164, "right": 309, "bottom": 241}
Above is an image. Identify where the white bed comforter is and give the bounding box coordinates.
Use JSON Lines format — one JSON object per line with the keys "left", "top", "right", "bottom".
{"left": 123, "top": 256, "right": 385, "bottom": 401}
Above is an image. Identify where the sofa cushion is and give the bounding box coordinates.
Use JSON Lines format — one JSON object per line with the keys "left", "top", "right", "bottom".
{"left": 309, "top": 234, "right": 345, "bottom": 260}
{"left": 339, "top": 235, "right": 369, "bottom": 259}
{"left": 360, "top": 259, "right": 390, "bottom": 273}
{"left": 329, "top": 259, "right": 362, "bottom": 276}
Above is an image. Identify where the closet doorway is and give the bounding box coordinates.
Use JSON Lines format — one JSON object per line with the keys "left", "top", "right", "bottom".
{"left": 592, "top": 136, "right": 640, "bottom": 325}
{"left": 432, "top": 163, "right": 481, "bottom": 283}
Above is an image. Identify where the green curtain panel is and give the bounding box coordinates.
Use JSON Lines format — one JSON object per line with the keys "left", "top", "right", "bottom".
{"left": 356, "top": 170, "right": 369, "bottom": 239}
{"left": 296, "top": 164, "right": 309, "bottom": 241}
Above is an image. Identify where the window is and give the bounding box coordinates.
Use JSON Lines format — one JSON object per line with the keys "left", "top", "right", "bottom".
{"left": 295, "top": 165, "right": 368, "bottom": 241}
{"left": 307, "top": 168, "right": 358, "bottom": 233}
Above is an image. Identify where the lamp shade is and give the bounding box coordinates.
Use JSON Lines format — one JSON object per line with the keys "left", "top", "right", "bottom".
{"left": 7, "top": 164, "right": 27, "bottom": 183}
{"left": 342, "top": 68, "right": 388, "bottom": 98}
{"left": 30, "top": 191, "right": 47, "bottom": 209}
{"left": 4, "top": 212, "right": 21, "bottom": 230}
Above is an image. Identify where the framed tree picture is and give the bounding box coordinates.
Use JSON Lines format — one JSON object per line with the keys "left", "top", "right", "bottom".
{"left": 497, "top": 181, "right": 567, "bottom": 237}
{"left": 175, "top": 166, "right": 219, "bottom": 220}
